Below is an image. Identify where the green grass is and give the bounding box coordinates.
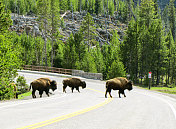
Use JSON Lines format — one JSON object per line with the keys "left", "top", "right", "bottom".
{"left": 136, "top": 84, "right": 176, "bottom": 94}
{"left": 18, "top": 91, "right": 32, "bottom": 99}
{"left": 149, "top": 87, "right": 176, "bottom": 94}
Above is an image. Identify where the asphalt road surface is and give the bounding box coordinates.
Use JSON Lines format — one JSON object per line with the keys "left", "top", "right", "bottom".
{"left": 1, "top": 71, "right": 176, "bottom": 129}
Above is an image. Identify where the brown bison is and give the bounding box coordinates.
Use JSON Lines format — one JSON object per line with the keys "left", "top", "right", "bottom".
{"left": 30, "top": 78, "right": 57, "bottom": 98}
{"left": 63, "top": 77, "right": 86, "bottom": 93}
{"left": 105, "top": 77, "right": 133, "bottom": 98}
{"left": 9, "top": 83, "right": 18, "bottom": 99}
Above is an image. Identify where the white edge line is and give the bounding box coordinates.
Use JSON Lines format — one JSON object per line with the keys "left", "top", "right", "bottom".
{"left": 0, "top": 93, "right": 67, "bottom": 109}
{"left": 134, "top": 90, "right": 176, "bottom": 121}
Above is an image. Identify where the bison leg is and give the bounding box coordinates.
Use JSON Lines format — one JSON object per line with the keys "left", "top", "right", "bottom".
{"left": 39, "top": 91, "right": 43, "bottom": 98}
{"left": 119, "top": 90, "right": 126, "bottom": 97}
{"left": 45, "top": 90, "right": 50, "bottom": 97}
{"left": 105, "top": 89, "right": 108, "bottom": 98}
{"left": 63, "top": 86, "right": 67, "bottom": 93}
{"left": 105, "top": 88, "right": 112, "bottom": 98}
{"left": 71, "top": 87, "right": 74, "bottom": 93}
{"left": 118, "top": 91, "right": 121, "bottom": 98}
{"left": 118, "top": 90, "right": 126, "bottom": 98}
{"left": 123, "top": 91, "right": 126, "bottom": 97}
{"left": 32, "top": 90, "right": 36, "bottom": 98}
{"left": 76, "top": 87, "right": 80, "bottom": 93}
{"left": 124, "top": 93, "right": 126, "bottom": 97}
{"left": 109, "top": 90, "right": 112, "bottom": 98}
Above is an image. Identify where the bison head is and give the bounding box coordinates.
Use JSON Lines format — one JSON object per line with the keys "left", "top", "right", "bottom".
{"left": 126, "top": 81, "right": 133, "bottom": 91}
{"left": 50, "top": 80, "right": 57, "bottom": 91}
{"left": 81, "top": 81, "right": 86, "bottom": 89}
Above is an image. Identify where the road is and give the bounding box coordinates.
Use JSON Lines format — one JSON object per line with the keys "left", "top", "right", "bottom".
{"left": 0, "top": 71, "right": 176, "bottom": 129}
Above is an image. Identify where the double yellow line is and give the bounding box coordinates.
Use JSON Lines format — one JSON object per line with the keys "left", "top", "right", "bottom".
{"left": 18, "top": 88, "right": 113, "bottom": 129}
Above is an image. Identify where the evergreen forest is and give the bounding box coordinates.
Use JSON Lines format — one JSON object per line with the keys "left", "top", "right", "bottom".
{"left": 1, "top": 0, "right": 176, "bottom": 99}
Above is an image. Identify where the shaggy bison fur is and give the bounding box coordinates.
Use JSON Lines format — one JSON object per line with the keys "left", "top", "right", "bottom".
{"left": 63, "top": 78, "right": 86, "bottom": 93}
{"left": 105, "top": 77, "right": 133, "bottom": 98}
{"left": 30, "top": 78, "right": 57, "bottom": 98}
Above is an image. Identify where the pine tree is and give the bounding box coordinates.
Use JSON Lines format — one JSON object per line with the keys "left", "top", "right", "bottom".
{"left": 91, "top": 43, "right": 105, "bottom": 73}
{"left": 162, "top": 5, "right": 169, "bottom": 32}
{"left": 37, "top": 0, "right": 50, "bottom": 66}
{"left": 136, "top": 0, "right": 160, "bottom": 84}
{"left": 33, "top": 36, "right": 45, "bottom": 65}
{"left": 168, "top": 0, "right": 176, "bottom": 41}
{"left": 17, "top": 0, "right": 25, "bottom": 15}
{"left": 72, "top": 0, "right": 79, "bottom": 11}
{"left": 59, "top": 0, "right": 67, "bottom": 11}
{"left": 165, "top": 29, "right": 175, "bottom": 85}
{"left": 84, "top": 0, "right": 88, "bottom": 10}
{"left": 7, "top": 0, "right": 15, "bottom": 13}
{"left": 80, "top": 12, "right": 96, "bottom": 51}
{"left": 101, "top": 44, "right": 111, "bottom": 79}
{"left": 78, "top": 0, "right": 82, "bottom": 12}
{"left": 94, "top": 0, "right": 102, "bottom": 16}
{"left": 138, "top": 0, "right": 155, "bottom": 28}
{"left": 49, "top": 0, "right": 60, "bottom": 67}
{"left": 148, "top": 18, "right": 165, "bottom": 85}
{"left": 107, "top": 60, "right": 126, "bottom": 79}
{"left": 153, "top": 0, "right": 159, "bottom": 17}
{"left": 81, "top": 49, "right": 97, "bottom": 73}
{"left": 87, "top": 0, "right": 95, "bottom": 14}
{"left": 72, "top": 31, "right": 86, "bottom": 62}
{"left": 62, "top": 33, "right": 78, "bottom": 69}
{"left": 0, "top": 1, "right": 12, "bottom": 33}
{"left": 0, "top": 34, "right": 22, "bottom": 100}
{"left": 108, "top": 0, "right": 114, "bottom": 16}
{"left": 118, "top": 0, "right": 128, "bottom": 23}
{"left": 121, "top": 17, "right": 139, "bottom": 82}
{"left": 53, "top": 41, "right": 64, "bottom": 68}
{"left": 0, "top": 3, "right": 22, "bottom": 99}
{"left": 67, "top": 0, "right": 71, "bottom": 10}
{"left": 101, "top": 30, "right": 125, "bottom": 79}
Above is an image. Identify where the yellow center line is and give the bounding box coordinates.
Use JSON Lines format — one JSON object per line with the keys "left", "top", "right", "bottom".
{"left": 17, "top": 88, "right": 113, "bottom": 129}
{"left": 86, "top": 88, "right": 105, "bottom": 94}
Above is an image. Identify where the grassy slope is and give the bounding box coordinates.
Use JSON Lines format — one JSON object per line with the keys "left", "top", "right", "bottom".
{"left": 149, "top": 87, "right": 176, "bottom": 94}
{"left": 18, "top": 91, "right": 32, "bottom": 99}
{"left": 136, "top": 84, "right": 176, "bottom": 95}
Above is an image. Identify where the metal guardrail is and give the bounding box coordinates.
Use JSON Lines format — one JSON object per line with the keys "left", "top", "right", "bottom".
{"left": 23, "top": 65, "right": 72, "bottom": 75}
{"left": 23, "top": 65, "right": 103, "bottom": 80}
{"left": 72, "top": 70, "right": 103, "bottom": 80}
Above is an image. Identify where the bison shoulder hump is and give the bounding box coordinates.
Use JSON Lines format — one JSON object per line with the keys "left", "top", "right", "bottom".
{"left": 115, "top": 77, "right": 128, "bottom": 85}
{"left": 38, "top": 78, "right": 51, "bottom": 83}
{"left": 33, "top": 79, "right": 46, "bottom": 85}
{"left": 68, "top": 78, "right": 81, "bottom": 83}
{"left": 107, "top": 79, "right": 122, "bottom": 87}
{"left": 63, "top": 78, "right": 71, "bottom": 84}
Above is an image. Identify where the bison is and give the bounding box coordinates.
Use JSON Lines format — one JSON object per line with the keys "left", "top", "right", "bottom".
{"left": 30, "top": 78, "right": 57, "bottom": 98}
{"left": 105, "top": 77, "right": 133, "bottom": 98}
{"left": 9, "top": 83, "right": 18, "bottom": 99}
{"left": 63, "top": 77, "right": 86, "bottom": 93}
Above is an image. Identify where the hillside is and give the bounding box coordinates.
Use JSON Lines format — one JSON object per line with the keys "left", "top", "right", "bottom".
{"left": 10, "top": 11, "right": 127, "bottom": 44}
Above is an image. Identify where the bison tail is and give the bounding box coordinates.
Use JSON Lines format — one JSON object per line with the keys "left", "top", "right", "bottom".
{"left": 29, "top": 83, "right": 32, "bottom": 91}
{"left": 106, "top": 81, "right": 109, "bottom": 89}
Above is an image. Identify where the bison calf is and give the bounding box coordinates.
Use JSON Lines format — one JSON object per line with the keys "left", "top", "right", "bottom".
{"left": 30, "top": 78, "right": 57, "bottom": 98}
{"left": 105, "top": 77, "right": 132, "bottom": 98}
{"left": 63, "top": 77, "right": 86, "bottom": 93}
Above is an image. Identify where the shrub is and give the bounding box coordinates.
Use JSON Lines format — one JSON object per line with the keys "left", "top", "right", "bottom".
{"left": 0, "top": 79, "right": 15, "bottom": 100}
{"left": 16, "top": 76, "right": 29, "bottom": 95}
